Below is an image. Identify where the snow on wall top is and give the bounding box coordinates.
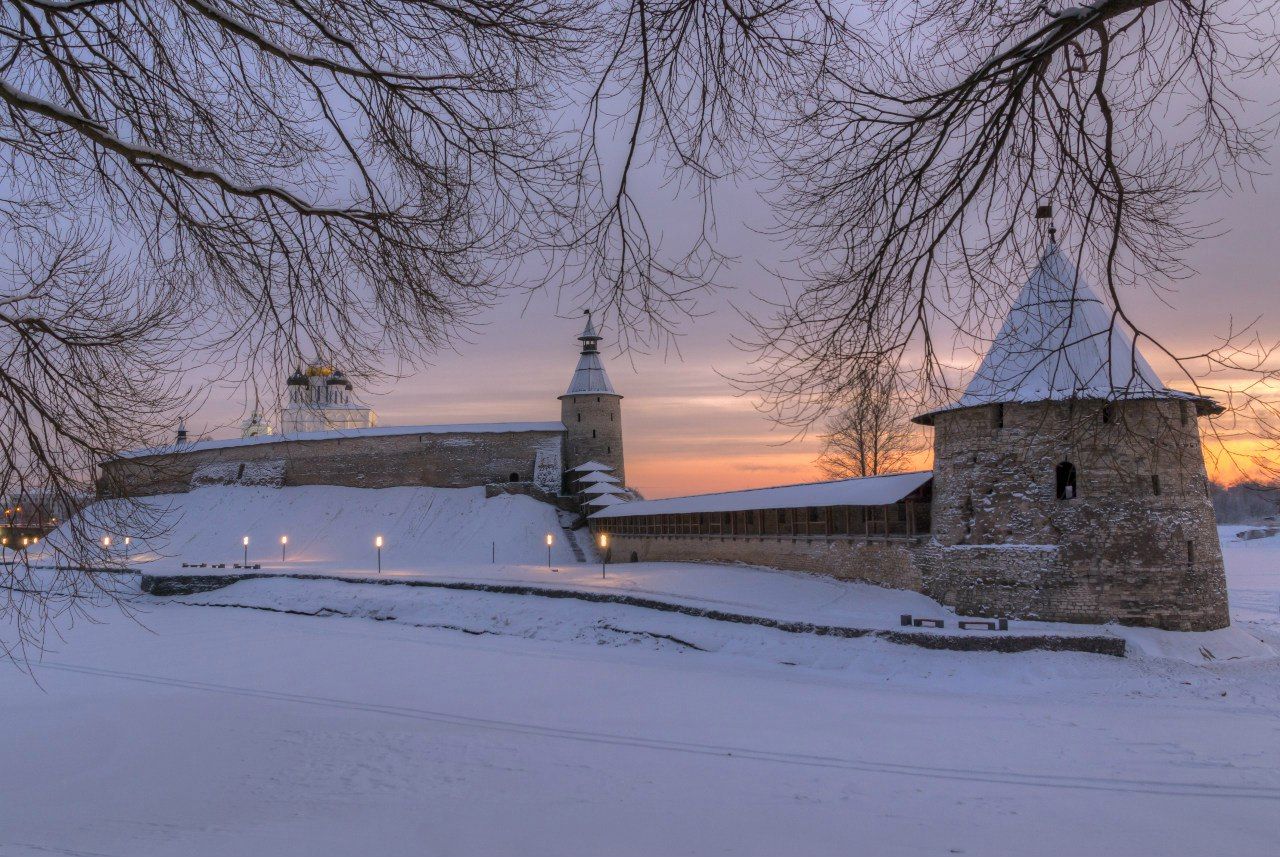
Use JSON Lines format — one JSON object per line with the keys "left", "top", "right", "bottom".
{"left": 113, "top": 421, "right": 566, "bottom": 460}
{"left": 915, "top": 243, "right": 1218, "bottom": 424}
{"left": 590, "top": 471, "right": 934, "bottom": 518}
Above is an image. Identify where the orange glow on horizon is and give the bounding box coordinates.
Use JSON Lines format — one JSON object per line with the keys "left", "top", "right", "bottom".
{"left": 1203, "top": 437, "right": 1279, "bottom": 487}
{"left": 627, "top": 436, "right": 1275, "bottom": 500}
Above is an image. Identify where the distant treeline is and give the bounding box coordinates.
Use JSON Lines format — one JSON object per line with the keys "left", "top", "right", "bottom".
{"left": 1211, "top": 482, "right": 1280, "bottom": 524}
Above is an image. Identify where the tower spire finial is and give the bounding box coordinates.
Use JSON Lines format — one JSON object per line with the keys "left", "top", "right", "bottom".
{"left": 577, "top": 308, "right": 601, "bottom": 355}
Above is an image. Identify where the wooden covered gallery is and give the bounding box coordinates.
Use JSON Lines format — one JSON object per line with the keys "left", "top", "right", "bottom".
{"left": 590, "top": 471, "right": 934, "bottom": 542}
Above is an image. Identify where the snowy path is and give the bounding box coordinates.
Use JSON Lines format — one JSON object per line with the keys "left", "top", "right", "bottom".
{"left": 3, "top": 598, "right": 1280, "bottom": 856}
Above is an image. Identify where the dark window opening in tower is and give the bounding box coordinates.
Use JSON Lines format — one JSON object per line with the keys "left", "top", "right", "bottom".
{"left": 1180, "top": 402, "right": 1189, "bottom": 426}
{"left": 607, "top": 445, "right": 611, "bottom": 454}
{"left": 993, "top": 404, "right": 1004, "bottom": 429}
{"left": 1187, "top": 540, "right": 1195, "bottom": 565}
{"left": 508, "top": 472, "right": 519, "bottom": 482}
{"left": 592, "top": 429, "right": 597, "bottom": 438}
{"left": 1055, "top": 462, "right": 1078, "bottom": 500}
{"left": 596, "top": 396, "right": 600, "bottom": 402}
{"left": 1102, "top": 404, "right": 1115, "bottom": 424}
{"left": 1151, "top": 474, "right": 1162, "bottom": 496}
{"left": 610, "top": 412, "right": 614, "bottom": 422}
{"left": 577, "top": 413, "right": 581, "bottom": 422}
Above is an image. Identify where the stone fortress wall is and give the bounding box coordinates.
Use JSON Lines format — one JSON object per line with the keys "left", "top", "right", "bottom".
{"left": 606, "top": 534, "right": 924, "bottom": 593}
{"left": 920, "top": 398, "right": 1227, "bottom": 631}
{"left": 100, "top": 427, "right": 565, "bottom": 497}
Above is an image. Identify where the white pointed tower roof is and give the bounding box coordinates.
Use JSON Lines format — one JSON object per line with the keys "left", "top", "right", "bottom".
{"left": 915, "top": 241, "right": 1220, "bottom": 424}
{"left": 562, "top": 311, "right": 619, "bottom": 396}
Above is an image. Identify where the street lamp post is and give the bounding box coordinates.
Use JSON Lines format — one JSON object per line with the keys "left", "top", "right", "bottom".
{"left": 242, "top": 535, "right": 249, "bottom": 567}
{"left": 545, "top": 533, "right": 553, "bottom": 570}
{"left": 124, "top": 536, "right": 131, "bottom": 565}
{"left": 281, "top": 535, "right": 288, "bottom": 562}
{"left": 375, "top": 535, "right": 383, "bottom": 574}
{"left": 599, "top": 533, "right": 609, "bottom": 579}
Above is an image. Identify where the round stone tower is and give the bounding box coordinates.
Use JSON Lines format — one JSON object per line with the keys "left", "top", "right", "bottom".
{"left": 559, "top": 312, "right": 625, "bottom": 485}
{"left": 914, "top": 242, "right": 1228, "bottom": 631}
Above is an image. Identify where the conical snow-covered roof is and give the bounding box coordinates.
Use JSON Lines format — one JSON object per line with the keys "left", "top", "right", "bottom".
{"left": 562, "top": 311, "right": 619, "bottom": 397}
{"left": 581, "top": 483, "right": 625, "bottom": 495}
{"left": 915, "top": 242, "right": 1219, "bottom": 424}
{"left": 577, "top": 472, "right": 621, "bottom": 485}
{"left": 568, "top": 460, "right": 614, "bottom": 473}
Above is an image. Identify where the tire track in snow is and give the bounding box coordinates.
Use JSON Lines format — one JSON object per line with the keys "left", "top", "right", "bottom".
{"left": 35, "top": 661, "right": 1280, "bottom": 802}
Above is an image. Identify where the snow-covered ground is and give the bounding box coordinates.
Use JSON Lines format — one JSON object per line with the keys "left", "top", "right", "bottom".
{"left": 3, "top": 494, "right": 1279, "bottom": 856}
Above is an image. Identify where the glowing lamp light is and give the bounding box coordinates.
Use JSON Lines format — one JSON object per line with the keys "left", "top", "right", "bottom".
{"left": 242, "top": 536, "right": 250, "bottom": 547}
{"left": 375, "top": 535, "right": 384, "bottom": 574}
{"left": 102, "top": 536, "right": 111, "bottom": 548}
{"left": 375, "top": 535, "right": 384, "bottom": 548}
{"left": 545, "top": 533, "right": 553, "bottom": 546}
{"left": 124, "top": 537, "right": 131, "bottom": 546}
{"left": 281, "top": 535, "right": 288, "bottom": 545}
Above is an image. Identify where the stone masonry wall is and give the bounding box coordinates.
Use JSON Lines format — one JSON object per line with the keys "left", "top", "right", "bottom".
{"left": 602, "top": 533, "right": 923, "bottom": 591}
{"left": 101, "top": 430, "right": 564, "bottom": 497}
{"left": 560, "top": 393, "right": 625, "bottom": 483}
{"left": 923, "top": 399, "right": 1227, "bottom": 631}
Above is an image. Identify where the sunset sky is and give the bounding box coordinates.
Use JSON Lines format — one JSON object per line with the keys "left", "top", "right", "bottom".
{"left": 189, "top": 160, "right": 1280, "bottom": 501}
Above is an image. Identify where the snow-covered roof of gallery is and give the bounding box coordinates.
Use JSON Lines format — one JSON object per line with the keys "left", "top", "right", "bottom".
{"left": 112, "top": 422, "right": 566, "bottom": 460}
{"left": 590, "top": 471, "right": 933, "bottom": 519}
{"left": 562, "top": 311, "right": 618, "bottom": 397}
{"left": 914, "top": 242, "right": 1220, "bottom": 425}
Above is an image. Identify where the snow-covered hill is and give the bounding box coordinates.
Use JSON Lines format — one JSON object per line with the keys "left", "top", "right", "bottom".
{"left": 50, "top": 485, "right": 580, "bottom": 571}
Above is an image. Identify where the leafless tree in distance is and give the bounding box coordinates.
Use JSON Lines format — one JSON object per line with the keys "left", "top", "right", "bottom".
{"left": 817, "top": 360, "right": 925, "bottom": 479}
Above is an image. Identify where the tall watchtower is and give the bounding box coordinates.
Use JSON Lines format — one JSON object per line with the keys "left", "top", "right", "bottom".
{"left": 914, "top": 241, "right": 1228, "bottom": 631}
{"left": 559, "top": 312, "right": 625, "bottom": 485}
